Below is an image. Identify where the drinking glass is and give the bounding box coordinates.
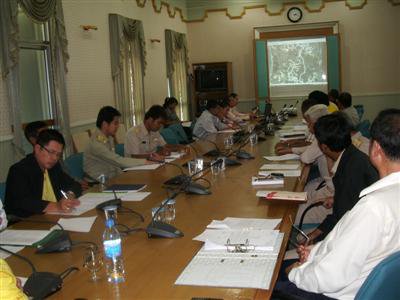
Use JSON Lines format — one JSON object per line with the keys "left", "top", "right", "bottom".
{"left": 188, "top": 160, "right": 198, "bottom": 176}
{"left": 250, "top": 133, "right": 258, "bottom": 146}
{"left": 224, "top": 136, "right": 234, "bottom": 150}
{"left": 151, "top": 206, "right": 166, "bottom": 222}
{"left": 211, "top": 159, "right": 220, "bottom": 176}
{"left": 83, "top": 246, "right": 103, "bottom": 281}
{"left": 162, "top": 199, "right": 176, "bottom": 223}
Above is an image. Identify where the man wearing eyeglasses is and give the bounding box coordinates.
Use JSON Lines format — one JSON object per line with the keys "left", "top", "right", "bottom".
{"left": 5, "top": 129, "right": 82, "bottom": 218}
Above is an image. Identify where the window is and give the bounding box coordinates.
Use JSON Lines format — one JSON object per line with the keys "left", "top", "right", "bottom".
{"left": 267, "top": 37, "right": 328, "bottom": 97}
{"left": 18, "top": 7, "right": 55, "bottom": 124}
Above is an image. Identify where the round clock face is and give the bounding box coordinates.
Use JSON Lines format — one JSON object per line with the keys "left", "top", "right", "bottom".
{"left": 287, "top": 7, "right": 303, "bottom": 23}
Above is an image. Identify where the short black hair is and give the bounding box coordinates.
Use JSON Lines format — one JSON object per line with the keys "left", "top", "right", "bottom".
{"left": 229, "top": 93, "right": 238, "bottom": 98}
{"left": 308, "top": 90, "right": 329, "bottom": 106}
{"left": 96, "top": 106, "right": 121, "bottom": 129}
{"left": 24, "top": 121, "right": 47, "bottom": 142}
{"left": 206, "top": 99, "right": 220, "bottom": 110}
{"left": 219, "top": 99, "right": 229, "bottom": 108}
{"left": 144, "top": 105, "right": 167, "bottom": 120}
{"left": 36, "top": 129, "right": 65, "bottom": 148}
{"left": 338, "top": 92, "right": 352, "bottom": 108}
{"left": 370, "top": 109, "right": 400, "bottom": 161}
{"left": 163, "top": 97, "right": 178, "bottom": 109}
{"left": 314, "top": 112, "right": 352, "bottom": 152}
{"left": 328, "top": 89, "right": 339, "bottom": 99}
{"left": 301, "top": 98, "right": 318, "bottom": 115}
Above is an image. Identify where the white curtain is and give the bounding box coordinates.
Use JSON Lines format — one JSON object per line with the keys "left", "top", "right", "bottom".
{"left": 165, "top": 29, "right": 190, "bottom": 121}
{"left": 109, "top": 14, "right": 146, "bottom": 127}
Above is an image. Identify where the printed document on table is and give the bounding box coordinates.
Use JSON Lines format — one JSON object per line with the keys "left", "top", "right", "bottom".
{"left": 194, "top": 229, "right": 279, "bottom": 251}
{"left": 51, "top": 216, "right": 97, "bottom": 233}
{"left": 0, "top": 230, "right": 51, "bottom": 246}
{"left": 123, "top": 163, "right": 162, "bottom": 171}
{"left": 260, "top": 163, "right": 300, "bottom": 170}
{"left": 221, "top": 217, "right": 281, "bottom": 230}
{"left": 0, "top": 246, "right": 25, "bottom": 259}
{"left": 120, "top": 191, "right": 151, "bottom": 202}
{"left": 264, "top": 154, "right": 300, "bottom": 161}
{"left": 259, "top": 170, "right": 302, "bottom": 177}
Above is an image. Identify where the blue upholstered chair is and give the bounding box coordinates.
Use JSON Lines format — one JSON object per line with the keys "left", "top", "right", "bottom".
{"left": 0, "top": 182, "right": 5, "bottom": 202}
{"left": 355, "top": 250, "right": 400, "bottom": 300}
{"left": 64, "top": 153, "right": 84, "bottom": 180}
{"left": 115, "top": 143, "right": 124, "bottom": 157}
{"left": 168, "top": 123, "right": 189, "bottom": 144}
{"left": 160, "top": 127, "right": 180, "bottom": 144}
{"left": 354, "top": 104, "right": 364, "bottom": 120}
{"left": 357, "top": 119, "right": 371, "bottom": 138}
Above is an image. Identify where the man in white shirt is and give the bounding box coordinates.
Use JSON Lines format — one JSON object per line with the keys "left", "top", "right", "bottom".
{"left": 193, "top": 100, "right": 229, "bottom": 138}
{"left": 274, "top": 108, "right": 400, "bottom": 300}
{"left": 227, "top": 93, "right": 253, "bottom": 122}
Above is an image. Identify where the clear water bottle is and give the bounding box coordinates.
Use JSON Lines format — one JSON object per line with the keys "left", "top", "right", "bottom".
{"left": 103, "top": 218, "right": 125, "bottom": 283}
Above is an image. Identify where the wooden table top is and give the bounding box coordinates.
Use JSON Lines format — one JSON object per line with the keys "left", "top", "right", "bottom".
{"left": 6, "top": 126, "right": 308, "bottom": 300}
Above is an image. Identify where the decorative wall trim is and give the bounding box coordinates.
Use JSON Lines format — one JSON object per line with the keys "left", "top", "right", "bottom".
{"left": 0, "top": 135, "right": 13, "bottom": 142}
{"left": 70, "top": 119, "right": 97, "bottom": 128}
{"left": 130, "top": 0, "right": 395, "bottom": 23}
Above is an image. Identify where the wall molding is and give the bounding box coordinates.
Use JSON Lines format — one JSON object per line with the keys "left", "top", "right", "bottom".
{"left": 70, "top": 119, "right": 96, "bottom": 128}
{"left": 0, "top": 135, "right": 13, "bottom": 142}
{"left": 131, "top": 0, "right": 397, "bottom": 23}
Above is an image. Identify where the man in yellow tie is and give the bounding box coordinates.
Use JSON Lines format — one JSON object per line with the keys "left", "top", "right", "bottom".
{"left": 4, "top": 129, "right": 81, "bottom": 217}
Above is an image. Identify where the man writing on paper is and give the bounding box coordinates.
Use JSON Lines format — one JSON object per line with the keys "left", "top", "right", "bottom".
{"left": 124, "top": 105, "right": 188, "bottom": 161}
{"left": 5, "top": 130, "right": 82, "bottom": 217}
{"left": 193, "top": 100, "right": 229, "bottom": 138}
{"left": 274, "top": 109, "right": 400, "bottom": 299}
{"left": 84, "top": 106, "right": 147, "bottom": 180}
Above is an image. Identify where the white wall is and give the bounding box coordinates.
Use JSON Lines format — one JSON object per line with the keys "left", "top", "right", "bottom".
{"left": 63, "top": 0, "right": 187, "bottom": 127}
{"left": 187, "top": 1, "right": 400, "bottom": 110}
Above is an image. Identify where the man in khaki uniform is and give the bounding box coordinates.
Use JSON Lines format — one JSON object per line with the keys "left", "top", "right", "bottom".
{"left": 84, "top": 106, "right": 146, "bottom": 179}
{"left": 125, "top": 105, "right": 186, "bottom": 160}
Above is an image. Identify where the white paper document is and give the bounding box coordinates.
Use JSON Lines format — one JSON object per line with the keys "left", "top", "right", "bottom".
{"left": 260, "top": 163, "right": 300, "bottom": 170}
{"left": 256, "top": 191, "right": 307, "bottom": 202}
{"left": 217, "top": 129, "right": 237, "bottom": 133}
{"left": 259, "top": 170, "right": 301, "bottom": 177}
{"left": 0, "top": 230, "right": 51, "bottom": 246}
{"left": 120, "top": 191, "right": 151, "bottom": 202}
{"left": 175, "top": 233, "right": 284, "bottom": 290}
{"left": 123, "top": 163, "right": 162, "bottom": 171}
{"left": 264, "top": 154, "right": 300, "bottom": 161}
{"left": 194, "top": 229, "right": 279, "bottom": 251}
{"left": 221, "top": 217, "right": 281, "bottom": 230}
{"left": 51, "top": 216, "right": 97, "bottom": 233}
{"left": 0, "top": 246, "right": 25, "bottom": 259}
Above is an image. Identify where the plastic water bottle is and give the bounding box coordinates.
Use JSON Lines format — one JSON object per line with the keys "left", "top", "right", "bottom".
{"left": 103, "top": 218, "right": 125, "bottom": 283}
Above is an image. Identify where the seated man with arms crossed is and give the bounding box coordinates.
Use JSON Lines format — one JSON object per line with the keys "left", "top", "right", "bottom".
{"left": 274, "top": 109, "right": 400, "bottom": 299}
{"left": 125, "top": 105, "right": 187, "bottom": 160}
{"left": 193, "top": 100, "right": 229, "bottom": 138}
{"left": 5, "top": 129, "right": 82, "bottom": 217}
{"left": 84, "top": 106, "right": 147, "bottom": 180}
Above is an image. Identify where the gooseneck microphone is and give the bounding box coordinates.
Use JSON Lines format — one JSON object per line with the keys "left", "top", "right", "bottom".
{"left": 0, "top": 246, "right": 78, "bottom": 299}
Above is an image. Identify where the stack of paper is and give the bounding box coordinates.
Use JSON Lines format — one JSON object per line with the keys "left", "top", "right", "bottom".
{"left": 0, "top": 230, "right": 52, "bottom": 246}
{"left": 252, "top": 176, "right": 284, "bottom": 186}
{"left": 264, "top": 154, "right": 300, "bottom": 161}
{"left": 259, "top": 163, "right": 301, "bottom": 177}
{"left": 256, "top": 190, "right": 307, "bottom": 202}
{"left": 175, "top": 217, "right": 284, "bottom": 290}
{"left": 50, "top": 216, "right": 97, "bottom": 233}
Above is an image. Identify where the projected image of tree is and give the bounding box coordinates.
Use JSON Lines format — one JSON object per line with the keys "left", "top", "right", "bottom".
{"left": 267, "top": 37, "right": 328, "bottom": 97}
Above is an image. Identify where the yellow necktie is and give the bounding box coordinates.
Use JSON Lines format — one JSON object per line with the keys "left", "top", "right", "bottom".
{"left": 0, "top": 259, "right": 28, "bottom": 300}
{"left": 42, "top": 170, "right": 57, "bottom": 203}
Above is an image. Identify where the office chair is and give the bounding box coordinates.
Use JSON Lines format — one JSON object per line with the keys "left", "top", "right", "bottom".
{"left": 64, "top": 153, "right": 84, "bottom": 180}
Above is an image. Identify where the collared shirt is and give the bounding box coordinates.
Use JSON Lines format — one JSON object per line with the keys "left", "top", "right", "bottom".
{"left": 0, "top": 201, "right": 7, "bottom": 230}
{"left": 0, "top": 259, "right": 28, "bottom": 300}
{"left": 351, "top": 131, "right": 370, "bottom": 156}
{"left": 343, "top": 106, "right": 360, "bottom": 127}
{"left": 227, "top": 108, "right": 243, "bottom": 123}
{"left": 327, "top": 101, "right": 339, "bottom": 113}
{"left": 230, "top": 106, "right": 250, "bottom": 120}
{"left": 83, "top": 129, "right": 146, "bottom": 180}
{"left": 124, "top": 123, "right": 166, "bottom": 156}
{"left": 331, "top": 150, "right": 345, "bottom": 174}
{"left": 193, "top": 110, "right": 228, "bottom": 138}
{"left": 289, "top": 171, "right": 400, "bottom": 300}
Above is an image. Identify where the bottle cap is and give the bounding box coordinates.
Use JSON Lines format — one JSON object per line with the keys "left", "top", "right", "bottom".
{"left": 105, "top": 219, "right": 115, "bottom": 228}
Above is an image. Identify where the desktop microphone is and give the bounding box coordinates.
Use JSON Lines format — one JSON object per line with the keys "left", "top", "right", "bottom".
{"left": 200, "top": 137, "right": 242, "bottom": 166}
{"left": 0, "top": 246, "right": 78, "bottom": 299}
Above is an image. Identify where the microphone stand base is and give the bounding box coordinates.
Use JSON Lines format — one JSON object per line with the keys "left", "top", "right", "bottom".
{"left": 146, "top": 221, "right": 184, "bottom": 238}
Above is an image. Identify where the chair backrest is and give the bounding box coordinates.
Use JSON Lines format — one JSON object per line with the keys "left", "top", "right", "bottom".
{"left": 64, "top": 153, "right": 84, "bottom": 180}
{"left": 115, "top": 143, "right": 124, "bottom": 157}
{"left": 356, "top": 119, "right": 371, "bottom": 138}
{"left": 0, "top": 182, "right": 5, "bottom": 203}
{"left": 168, "top": 123, "right": 189, "bottom": 144}
{"left": 115, "top": 123, "right": 126, "bottom": 144}
{"left": 160, "top": 128, "right": 180, "bottom": 145}
{"left": 72, "top": 131, "right": 91, "bottom": 153}
{"left": 354, "top": 104, "right": 364, "bottom": 120}
{"left": 355, "top": 250, "right": 400, "bottom": 300}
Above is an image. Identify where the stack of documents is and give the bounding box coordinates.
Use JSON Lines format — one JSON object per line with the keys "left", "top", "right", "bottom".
{"left": 256, "top": 191, "right": 307, "bottom": 202}
{"left": 175, "top": 217, "right": 283, "bottom": 290}
{"left": 264, "top": 154, "right": 300, "bottom": 161}
{"left": 278, "top": 130, "right": 306, "bottom": 141}
{"left": 259, "top": 163, "right": 301, "bottom": 177}
{"left": 252, "top": 175, "right": 284, "bottom": 186}
{"left": 123, "top": 153, "right": 183, "bottom": 171}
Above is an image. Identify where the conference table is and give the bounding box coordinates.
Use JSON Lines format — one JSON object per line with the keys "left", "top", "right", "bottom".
{"left": 6, "top": 123, "right": 309, "bottom": 299}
